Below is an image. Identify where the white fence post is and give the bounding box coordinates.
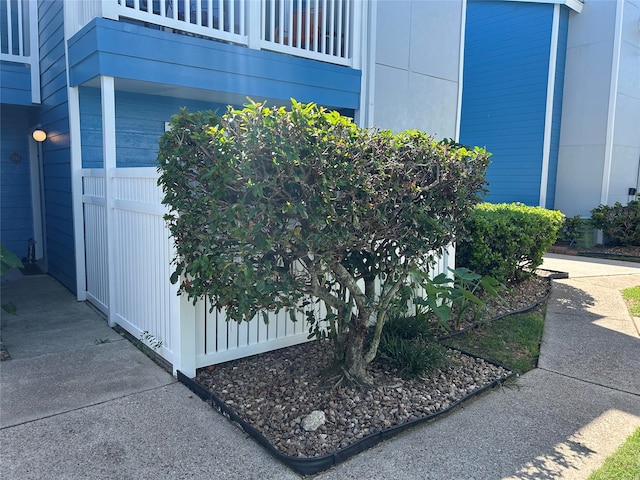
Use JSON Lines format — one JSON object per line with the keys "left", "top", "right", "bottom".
{"left": 175, "top": 293, "right": 198, "bottom": 378}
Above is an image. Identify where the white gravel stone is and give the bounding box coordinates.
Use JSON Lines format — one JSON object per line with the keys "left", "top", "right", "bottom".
{"left": 301, "top": 410, "right": 326, "bottom": 431}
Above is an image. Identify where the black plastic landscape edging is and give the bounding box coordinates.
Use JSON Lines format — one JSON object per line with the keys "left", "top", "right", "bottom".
{"left": 178, "top": 360, "right": 515, "bottom": 476}
{"left": 437, "top": 276, "right": 555, "bottom": 342}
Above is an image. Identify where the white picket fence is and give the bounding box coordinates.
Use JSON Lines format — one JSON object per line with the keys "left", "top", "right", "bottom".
{"left": 81, "top": 167, "right": 455, "bottom": 377}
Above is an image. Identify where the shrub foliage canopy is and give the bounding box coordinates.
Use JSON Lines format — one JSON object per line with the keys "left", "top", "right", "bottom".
{"left": 158, "top": 101, "right": 490, "bottom": 384}
{"left": 456, "top": 202, "right": 565, "bottom": 283}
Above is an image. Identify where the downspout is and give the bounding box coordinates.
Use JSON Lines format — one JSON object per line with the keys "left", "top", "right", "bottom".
{"left": 539, "top": 4, "right": 560, "bottom": 209}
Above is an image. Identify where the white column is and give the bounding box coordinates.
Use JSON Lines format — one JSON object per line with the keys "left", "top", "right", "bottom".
{"left": 454, "top": 0, "right": 467, "bottom": 142}
{"left": 601, "top": 0, "right": 624, "bottom": 207}
{"left": 539, "top": 4, "right": 560, "bottom": 209}
{"left": 28, "top": 0, "right": 41, "bottom": 104}
{"left": 101, "top": 75, "right": 118, "bottom": 327}
{"left": 356, "top": 0, "right": 376, "bottom": 127}
{"left": 69, "top": 86, "right": 88, "bottom": 301}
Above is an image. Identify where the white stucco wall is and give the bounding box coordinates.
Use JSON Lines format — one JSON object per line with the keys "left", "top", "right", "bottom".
{"left": 555, "top": 0, "right": 640, "bottom": 217}
{"left": 366, "top": 0, "right": 464, "bottom": 138}
{"left": 609, "top": 0, "right": 640, "bottom": 206}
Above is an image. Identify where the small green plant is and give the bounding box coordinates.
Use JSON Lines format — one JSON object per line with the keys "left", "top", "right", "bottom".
{"left": 587, "top": 427, "right": 640, "bottom": 479}
{"left": 94, "top": 338, "right": 111, "bottom": 345}
{"left": 457, "top": 202, "right": 565, "bottom": 283}
{"left": 558, "top": 215, "right": 587, "bottom": 246}
{"left": 590, "top": 201, "right": 640, "bottom": 246}
{"left": 377, "top": 315, "right": 449, "bottom": 379}
{"left": 139, "top": 331, "right": 163, "bottom": 351}
{"left": 1, "top": 244, "right": 23, "bottom": 315}
{"left": 414, "top": 267, "right": 505, "bottom": 333}
{"left": 622, "top": 285, "right": 640, "bottom": 317}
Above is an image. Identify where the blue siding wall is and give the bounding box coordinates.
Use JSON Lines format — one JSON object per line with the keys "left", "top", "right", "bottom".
{"left": 0, "top": 106, "right": 34, "bottom": 257}
{"left": 79, "top": 87, "right": 230, "bottom": 168}
{"left": 38, "top": 0, "right": 75, "bottom": 292}
{"left": 545, "top": 6, "right": 569, "bottom": 209}
{"left": 68, "top": 18, "right": 360, "bottom": 111}
{"left": 0, "top": 61, "right": 33, "bottom": 106}
{"left": 460, "top": 0, "right": 554, "bottom": 205}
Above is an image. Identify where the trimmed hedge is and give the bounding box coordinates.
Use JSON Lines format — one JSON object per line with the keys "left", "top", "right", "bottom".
{"left": 456, "top": 203, "right": 565, "bottom": 283}
{"left": 590, "top": 201, "right": 640, "bottom": 246}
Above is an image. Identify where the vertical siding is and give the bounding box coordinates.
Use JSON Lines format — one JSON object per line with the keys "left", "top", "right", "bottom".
{"left": 460, "top": 0, "right": 554, "bottom": 205}
{"left": 38, "top": 0, "right": 75, "bottom": 291}
{"left": 0, "top": 106, "right": 34, "bottom": 257}
{"left": 545, "top": 6, "right": 569, "bottom": 209}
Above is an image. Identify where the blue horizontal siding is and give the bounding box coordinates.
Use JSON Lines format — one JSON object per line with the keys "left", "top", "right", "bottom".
{"left": 80, "top": 87, "right": 232, "bottom": 168}
{"left": 460, "top": 0, "right": 555, "bottom": 206}
{"left": 0, "top": 105, "right": 34, "bottom": 257}
{"left": 68, "top": 17, "right": 360, "bottom": 111}
{"left": 0, "top": 61, "right": 33, "bottom": 106}
{"left": 37, "top": 0, "right": 75, "bottom": 293}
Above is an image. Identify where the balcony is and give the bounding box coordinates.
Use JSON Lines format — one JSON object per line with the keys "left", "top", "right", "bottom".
{"left": 66, "top": 0, "right": 361, "bottom": 68}
{"left": 0, "top": 0, "right": 40, "bottom": 104}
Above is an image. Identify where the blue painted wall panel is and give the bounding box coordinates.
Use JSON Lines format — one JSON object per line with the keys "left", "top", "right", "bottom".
{"left": 37, "top": 0, "right": 75, "bottom": 292}
{"left": 79, "top": 87, "right": 231, "bottom": 168}
{"left": 0, "top": 105, "right": 34, "bottom": 257}
{"left": 460, "top": 0, "right": 554, "bottom": 206}
{"left": 0, "top": 61, "right": 33, "bottom": 106}
{"left": 68, "top": 18, "right": 360, "bottom": 111}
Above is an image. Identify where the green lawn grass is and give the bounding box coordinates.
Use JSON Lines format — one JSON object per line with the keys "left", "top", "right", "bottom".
{"left": 442, "top": 306, "right": 545, "bottom": 374}
{"left": 587, "top": 427, "right": 640, "bottom": 480}
{"left": 621, "top": 285, "right": 640, "bottom": 317}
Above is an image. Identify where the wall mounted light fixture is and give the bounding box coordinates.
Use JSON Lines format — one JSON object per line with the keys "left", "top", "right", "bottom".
{"left": 32, "top": 129, "right": 47, "bottom": 142}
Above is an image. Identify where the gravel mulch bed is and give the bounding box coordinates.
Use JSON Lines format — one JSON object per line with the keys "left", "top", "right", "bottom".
{"left": 195, "top": 341, "right": 510, "bottom": 458}
{"left": 193, "top": 275, "right": 552, "bottom": 460}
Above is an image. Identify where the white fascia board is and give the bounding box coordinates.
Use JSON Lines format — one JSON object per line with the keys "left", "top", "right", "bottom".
{"left": 501, "top": 0, "right": 583, "bottom": 14}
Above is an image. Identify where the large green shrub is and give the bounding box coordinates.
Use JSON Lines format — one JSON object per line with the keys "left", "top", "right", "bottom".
{"left": 158, "top": 100, "right": 490, "bottom": 385}
{"left": 590, "top": 201, "right": 640, "bottom": 246}
{"left": 456, "top": 203, "right": 565, "bottom": 283}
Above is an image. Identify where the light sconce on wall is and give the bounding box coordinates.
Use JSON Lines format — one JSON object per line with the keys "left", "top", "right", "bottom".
{"left": 32, "top": 129, "right": 47, "bottom": 142}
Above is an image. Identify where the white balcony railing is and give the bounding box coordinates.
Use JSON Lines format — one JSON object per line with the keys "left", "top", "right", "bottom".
{"left": 66, "top": 0, "right": 358, "bottom": 67}
{"left": 1, "top": 0, "right": 40, "bottom": 102}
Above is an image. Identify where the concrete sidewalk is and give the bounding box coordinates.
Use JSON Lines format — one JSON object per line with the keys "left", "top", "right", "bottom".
{"left": 1, "top": 254, "right": 639, "bottom": 479}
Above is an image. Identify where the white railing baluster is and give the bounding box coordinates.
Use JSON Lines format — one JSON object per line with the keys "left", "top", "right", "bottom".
{"left": 269, "top": 0, "right": 275, "bottom": 42}
{"left": 218, "top": 0, "right": 224, "bottom": 31}
{"left": 17, "top": 0, "right": 24, "bottom": 56}
{"left": 321, "top": 0, "right": 327, "bottom": 54}
{"left": 6, "top": 0, "right": 13, "bottom": 55}
{"left": 278, "top": 0, "right": 284, "bottom": 43}
{"left": 336, "top": 0, "right": 343, "bottom": 58}
{"left": 59, "top": 0, "right": 355, "bottom": 68}
{"left": 312, "top": 0, "right": 318, "bottom": 52}
{"left": 344, "top": 0, "right": 350, "bottom": 59}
